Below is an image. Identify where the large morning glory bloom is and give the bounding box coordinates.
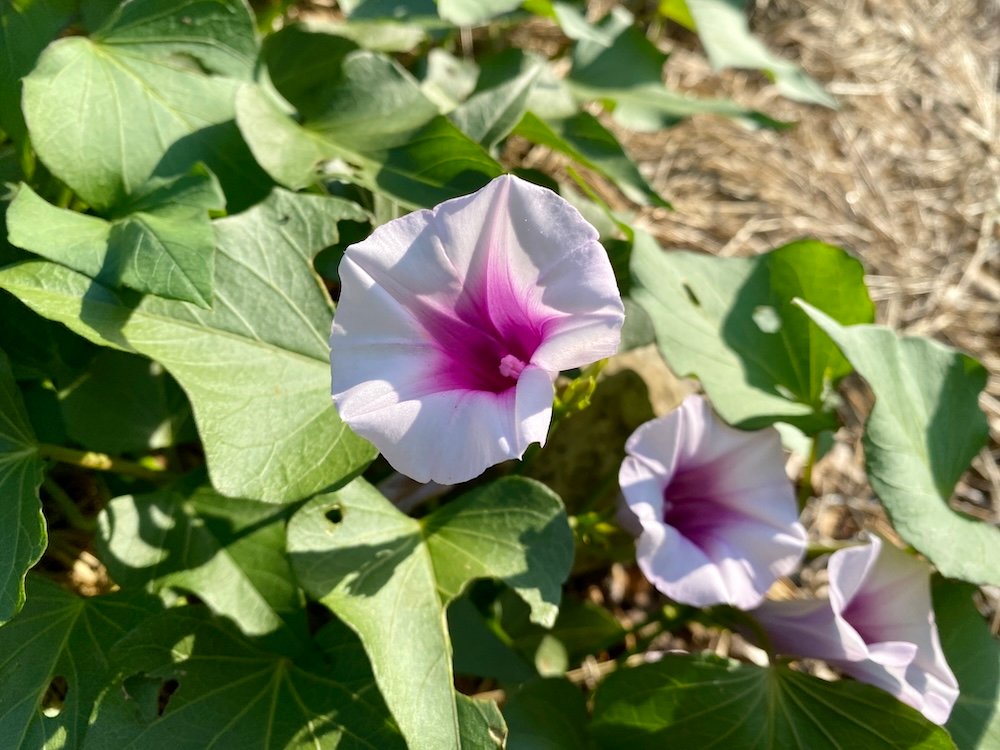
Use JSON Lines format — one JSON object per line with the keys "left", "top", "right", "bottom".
{"left": 753, "top": 537, "right": 958, "bottom": 724}
{"left": 618, "top": 395, "right": 807, "bottom": 609}
{"left": 331, "top": 174, "right": 624, "bottom": 484}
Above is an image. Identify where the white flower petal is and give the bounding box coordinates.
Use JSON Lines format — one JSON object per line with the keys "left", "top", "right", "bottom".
{"left": 331, "top": 174, "right": 623, "bottom": 484}
{"left": 515, "top": 365, "right": 554, "bottom": 448}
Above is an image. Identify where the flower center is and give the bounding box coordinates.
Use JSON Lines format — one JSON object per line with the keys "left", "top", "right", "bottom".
{"left": 498, "top": 354, "right": 527, "bottom": 380}
{"left": 661, "top": 463, "right": 733, "bottom": 549}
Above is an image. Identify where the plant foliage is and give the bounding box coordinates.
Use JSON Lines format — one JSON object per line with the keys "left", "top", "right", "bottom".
{"left": 0, "top": 0, "right": 994, "bottom": 748}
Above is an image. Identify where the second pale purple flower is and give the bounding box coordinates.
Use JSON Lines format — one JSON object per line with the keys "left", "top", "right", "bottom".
{"left": 331, "top": 175, "right": 624, "bottom": 484}
{"left": 619, "top": 395, "right": 807, "bottom": 609}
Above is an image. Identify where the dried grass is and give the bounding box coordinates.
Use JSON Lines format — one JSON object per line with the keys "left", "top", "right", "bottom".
{"left": 599, "top": 0, "right": 1000, "bottom": 522}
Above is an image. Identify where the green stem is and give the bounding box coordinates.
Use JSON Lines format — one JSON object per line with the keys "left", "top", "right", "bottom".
{"left": 42, "top": 477, "right": 97, "bottom": 532}
{"left": 615, "top": 603, "right": 697, "bottom": 664}
{"left": 805, "top": 540, "right": 856, "bottom": 560}
{"left": 796, "top": 435, "right": 819, "bottom": 511}
{"left": 707, "top": 605, "right": 776, "bottom": 662}
{"left": 38, "top": 444, "right": 175, "bottom": 482}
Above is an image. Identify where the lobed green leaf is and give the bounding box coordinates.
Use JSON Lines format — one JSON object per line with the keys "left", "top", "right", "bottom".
{"left": 287, "top": 476, "right": 573, "bottom": 750}
{"left": 8, "top": 170, "right": 225, "bottom": 307}
{"left": 0, "top": 190, "right": 374, "bottom": 503}
{"left": 83, "top": 606, "right": 405, "bottom": 750}
{"left": 237, "top": 46, "right": 503, "bottom": 207}
{"left": 0, "top": 577, "right": 160, "bottom": 748}
{"left": 0, "top": 348, "right": 46, "bottom": 623}
{"left": 22, "top": 0, "right": 259, "bottom": 210}
{"left": 591, "top": 653, "right": 956, "bottom": 748}
{"left": 632, "top": 236, "right": 873, "bottom": 431}
{"left": 98, "top": 481, "right": 304, "bottom": 640}
{"left": 801, "top": 304, "right": 1000, "bottom": 585}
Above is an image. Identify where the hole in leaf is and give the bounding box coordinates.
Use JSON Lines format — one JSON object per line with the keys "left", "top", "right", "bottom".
{"left": 157, "top": 679, "right": 179, "bottom": 717}
{"left": 325, "top": 505, "right": 344, "bottom": 525}
{"left": 276, "top": 214, "right": 290, "bottom": 225}
{"left": 752, "top": 305, "right": 782, "bottom": 333}
{"left": 682, "top": 283, "right": 700, "bottom": 307}
{"left": 41, "top": 675, "right": 68, "bottom": 717}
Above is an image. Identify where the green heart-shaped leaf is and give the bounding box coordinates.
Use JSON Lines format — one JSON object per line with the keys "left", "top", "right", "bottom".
{"left": 8, "top": 170, "right": 224, "bottom": 306}
{"left": 801, "top": 303, "right": 1000, "bottom": 585}
{"left": 0, "top": 348, "right": 46, "bottom": 623}
{"left": 84, "top": 606, "right": 406, "bottom": 750}
{"left": 0, "top": 190, "right": 374, "bottom": 502}
{"left": 22, "top": 0, "right": 258, "bottom": 209}
{"left": 236, "top": 46, "right": 503, "bottom": 207}
{"left": 633, "top": 237, "right": 874, "bottom": 431}
{"left": 0, "top": 577, "right": 159, "bottom": 747}
{"left": 98, "top": 482, "right": 303, "bottom": 639}
{"left": 287, "top": 476, "right": 573, "bottom": 750}
{"left": 591, "top": 654, "right": 955, "bottom": 748}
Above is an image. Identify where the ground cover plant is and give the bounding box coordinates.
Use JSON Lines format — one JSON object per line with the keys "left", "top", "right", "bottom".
{"left": 0, "top": 0, "right": 997, "bottom": 747}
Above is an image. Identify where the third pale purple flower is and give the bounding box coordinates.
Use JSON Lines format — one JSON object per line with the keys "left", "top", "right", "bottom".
{"left": 753, "top": 536, "right": 959, "bottom": 724}
{"left": 619, "top": 395, "right": 807, "bottom": 609}
{"left": 331, "top": 175, "right": 624, "bottom": 484}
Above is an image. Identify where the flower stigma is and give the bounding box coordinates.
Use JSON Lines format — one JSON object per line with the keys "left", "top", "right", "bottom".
{"left": 498, "top": 353, "right": 527, "bottom": 380}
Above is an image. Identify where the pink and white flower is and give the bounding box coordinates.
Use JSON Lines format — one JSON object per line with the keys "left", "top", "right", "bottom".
{"left": 330, "top": 174, "right": 624, "bottom": 484}
{"left": 619, "top": 395, "right": 807, "bottom": 609}
{"left": 753, "top": 537, "right": 958, "bottom": 724}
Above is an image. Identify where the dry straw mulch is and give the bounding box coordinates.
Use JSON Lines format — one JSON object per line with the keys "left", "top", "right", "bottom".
{"left": 590, "top": 0, "right": 999, "bottom": 529}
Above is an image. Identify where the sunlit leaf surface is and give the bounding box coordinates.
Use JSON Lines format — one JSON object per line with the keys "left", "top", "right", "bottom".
{"left": 633, "top": 237, "right": 873, "bottom": 431}
{"left": 8, "top": 171, "right": 224, "bottom": 306}
{"left": 237, "top": 45, "right": 503, "bottom": 207}
{"left": 288, "top": 477, "right": 573, "bottom": 750}
{"left": 803, "top": 304, "right": 1000, "bottom": 585}
{"left": 22, "top": 0, "right": 258, "bottom": 210}
{"left": 0, "top": 191, "right": 374, "bottom": 502}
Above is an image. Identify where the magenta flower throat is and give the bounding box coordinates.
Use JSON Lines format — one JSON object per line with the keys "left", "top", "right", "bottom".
{"left": 331, "top": 175, "right": 625, "bottom": 485}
